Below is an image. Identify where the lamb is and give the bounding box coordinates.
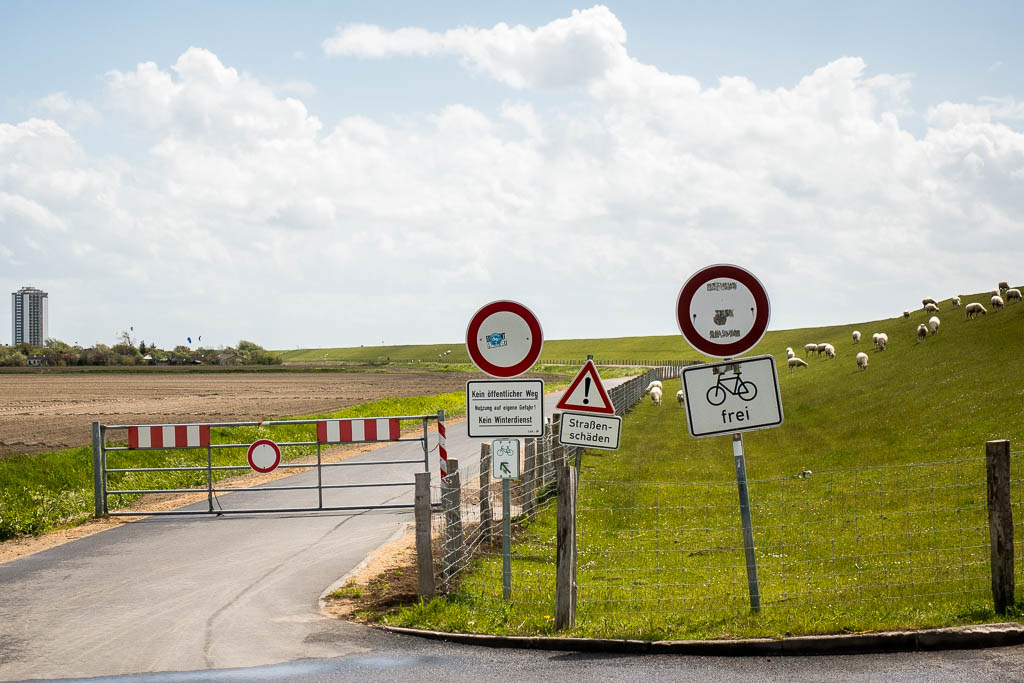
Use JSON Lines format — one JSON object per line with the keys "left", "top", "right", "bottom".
{"left": 650, "top": 387, "right": 662, "bottom": 406}
{"left": 1006, "top": 288, "right": 1022, "bottom": 304}
{"left": 924, "top": 303, "right": 939, "bottom": 313}
{"left": 788, "top": 357, "right": 808, "bottom": 372}
{"left": 645, "top": 380, "right": 663, "bottom": 394}
{"left": 916, "top": 323, "right": 928, "bottom": 342}
{"left": 991, "top": 295, "right": 1004, "bottom": 311}
{"left": 856, "top": 352, "right": 868, "bottom": 370}
{"left": 823, "top": 343, "right": 836, "bottom": 359}
{"left": 922, "top": 297, "right": 937, "bottom": 307}
{"left": 852, "top": 330, "right": 861, "bottom": 344}
{"left": 928, "top": 316, "right": 940, "bottom": 335}
{"left": 676, "top": 389, "right": 685, "bottom": 407}
{"left": 874, "top": 333, "right": 888, "bottom": 351}
{"left": 952, "top": 296, "right": 961, "bottom": 309}
{"left": 965, "top": 302, "right": 987, "bottom": 319}
{"left": 903, "top": 310, "right": 911, "bottom": 320}
{"left": 804, "top": 343, "right": 817, "bottom": 357}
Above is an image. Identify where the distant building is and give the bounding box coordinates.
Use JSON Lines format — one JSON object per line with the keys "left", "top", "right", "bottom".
{"left": 11, "top": 286, "right": 48, "bottom": 346}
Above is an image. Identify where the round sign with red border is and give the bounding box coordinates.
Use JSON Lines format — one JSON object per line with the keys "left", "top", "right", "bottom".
{"left": 465, "top": 300, "right": 544, "bottom": 378}
{"left": 246, "top": 439, "right": 281, "bottom": 473}
{"left": 676, "top": 264, "right": 770, "bottom": 358}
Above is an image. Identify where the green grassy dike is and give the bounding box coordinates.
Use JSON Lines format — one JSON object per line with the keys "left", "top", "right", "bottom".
{"left": 384, "top": 294, "right": 1024, "bottom": 639}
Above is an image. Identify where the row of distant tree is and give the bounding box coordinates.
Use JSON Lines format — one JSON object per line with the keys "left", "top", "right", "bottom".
{"left": 0, "top": 339, "right": 281, "bottom": 367}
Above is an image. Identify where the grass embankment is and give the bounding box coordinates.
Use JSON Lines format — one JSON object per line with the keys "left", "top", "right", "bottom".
{"left": 0, "top": 393, "right": 465, "bottom": 541}
{"left": 385, "top": 294, "right": 1024, "bottom": 639}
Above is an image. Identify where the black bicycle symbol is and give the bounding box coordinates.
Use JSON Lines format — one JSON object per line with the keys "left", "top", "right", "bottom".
{"left": 496, "top": 443, "right": 514, "bottom": 458}
{"left": 706, "top": 369, "right": 757, "bottom": 405}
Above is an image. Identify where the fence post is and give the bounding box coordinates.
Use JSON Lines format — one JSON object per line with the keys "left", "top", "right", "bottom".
{"left": 414, "top": 472, "right": 436, "bottom": 599}
{"left": 442, "top": 459, "right": 464, "bottom": 590}
{"left": 986, "top": 439, "right": 1015, "bottom": 614}
{"left": 524, "top": 438, "right": 537, "bottom": 518}
{"left": 555, "top": 465, "right": 578, "bottom": 630}
{"left": 91, "top": 421, "right": 105, "bottom": 517}
{"left": 479, "top": 442, "right": 493, "bottom": 545}
{"left": 552, "top": 413, "right": 564, "bottom": 468}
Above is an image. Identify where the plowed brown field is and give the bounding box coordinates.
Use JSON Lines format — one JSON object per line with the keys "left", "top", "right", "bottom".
{"left": 0, "top": 371, "right": 472, "bottom": 457}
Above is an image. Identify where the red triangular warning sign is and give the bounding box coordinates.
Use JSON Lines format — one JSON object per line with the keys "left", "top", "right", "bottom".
{"left": 556, "top": 360, "right": 616, "bottom": 414}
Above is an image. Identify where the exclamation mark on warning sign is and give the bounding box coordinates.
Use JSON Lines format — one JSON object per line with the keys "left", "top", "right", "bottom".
{"left": 583, "top": 377, "right": 591, "bottom": 404}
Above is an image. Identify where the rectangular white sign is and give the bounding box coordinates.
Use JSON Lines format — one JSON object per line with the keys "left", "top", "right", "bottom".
{"left": 466, "top": 379, "right": 545, "bottom": 438}
{"left": 491, "top": 439, "right": 521, "bottom": 479}
{"left": 681, "top": 355, "right": 783, "bottom": 438}
{"left": 558, "top": 411, "right": 622, "bottom": 450}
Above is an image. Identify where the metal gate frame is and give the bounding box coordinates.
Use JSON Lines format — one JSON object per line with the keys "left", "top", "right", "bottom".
{"left": 91, "top": 410, "right": 446, "bottom": 517}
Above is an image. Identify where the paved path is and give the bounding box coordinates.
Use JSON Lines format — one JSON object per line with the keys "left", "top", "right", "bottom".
{"left": 0, "top": 378, "right": 631, "bottom": 680}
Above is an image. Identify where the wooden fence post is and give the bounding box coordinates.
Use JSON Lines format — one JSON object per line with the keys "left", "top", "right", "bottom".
{"left": 555, "top": 465, "right": 578, "bottom": 630}
{"left": 479, "top": 443, "right": 493, "bottom": 545}
{"left": 986, "top": 439, "right": 1015, "bottom": 614}
{"left": 552, "top": 413, "right": 564, "bottom": 468}
{"left": 524, "top": 438, "right": 537, "bottom": 518}
{"left": 442, "top": 459, "right": 464, "bottom": 589}
{"left": 414, "top": 472, "right": 435, "bottom": 599}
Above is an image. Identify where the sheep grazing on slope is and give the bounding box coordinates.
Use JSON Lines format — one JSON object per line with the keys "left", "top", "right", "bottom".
{"left": 852, "top": 330, "right": 861, "bottom": 344}
{"left": 952, "top": 296, "right": 961, "bottom": 309}
{"left": 803, "top": 343, "right": 817, "bottom": 357}
{"left": 922, "top": 297, "right": 937, "bottom": 307}
{"left": 815, "top": 343, "right": 829, "bottom": 356}
{"left": 872, "top": 332, "right": 880, "bottom": 345}
{"left": 823, "top": 343, "right": 836, "bottom": 359}
{"left": 916, "top": 323, "right": 928, "bottom": 342}
{"left": 1006, "top": 288, "right": 1022, "bottom": 304}
{"left": 928, "top": 316, "right": 940, "bottom": 335}
{"left": 786, "top": 348, "right": 796, "bottom": 359}
{"left": 992, "top": 295, "right": 1005, "bottom": 311}
{"left": 676, "top": 389, "right": 685, "bottom": 407}
{"left": 856, "top": 352, "right": 869, "bottom": 371}
{"left": 645, "top": 380, "right": 662, "bottom": 394}
{"left": 788, "top": 357, "right": 809, "bottom": 372}
{"left": 874, "top": 333, "right": 888, "bottom": 351}
{"left": 924, "top": 303, "right": 940, "bottom": 313}
{"left": 650, "top": 387, "right": 663, "bottom": 406}
{"left": 965, "top": 302, "right": 987, "bottom": 319}
{"left": 903, "top": 310, "right": 911, "bottom": 320}
{"left": 998, "top": 281, "right": 1009, "bottom": 293}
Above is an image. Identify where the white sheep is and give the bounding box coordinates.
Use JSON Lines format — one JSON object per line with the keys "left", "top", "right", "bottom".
{"left": 924, "top": 303, "right": 939, "bottom": 313}
{"left": 852, "top": 330, "right": 861, "bottom": 344}
{"left": 815, "top": 343, "right": 829, "bottom": 356}
{"left": 1006, "top": 288, "right": 1021, "bottom": 304}
{"left": 928, "top": 315, "right": 940, "bottom": 335}
{"left": 903, "top": 310, "right": 911, "bottom": 320}
{"left": 786, "top": 348, "right": 796, "bottom": 359}
{"left": 788, "top": 357, "right": 808, "bottom": 372}
{"left": 650, "top": 387, "right": 663, "bottom": 406}
{"left": 952, "top": 296, "right": 961, "bottom": 309}
{"left": 922, "top": 297, "right": 937, "bottom": 307}
{"left": 856, "top": 352, "right": 868, "bottom": 371}
{"left": 874, "top": 333, "right": 888, "bottom": 351}
{"left": 965, "top": 302, "right": 987, "bottom": 319}
{"left": 803, "top": 343, "right": 816, "bottom": 357}
{"left": 872, "top": 332, "right": 880, "bottom": 345}
{"left": 645, "top": 380, "right": 663, "bottom": 394}
{"left": 991, "top": 295, "right": 1004, "bottom": 311}
{"left": 676, "top": 389, "right": 685, "bottom": 407}
{"left": 916, "top": 323, "right": 928, "bottom": 342}
{"left": 823, "top": 343, "right": 836, "bottom": 359}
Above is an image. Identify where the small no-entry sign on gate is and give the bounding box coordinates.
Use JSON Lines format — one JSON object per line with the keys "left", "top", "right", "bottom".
{"left": 247, "top": 439, "right": 281, "bottom": 473}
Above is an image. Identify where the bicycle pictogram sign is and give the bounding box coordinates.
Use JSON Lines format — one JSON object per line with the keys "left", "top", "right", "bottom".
{"left": 705, "top": 366, "right": 758, "bottom": 406}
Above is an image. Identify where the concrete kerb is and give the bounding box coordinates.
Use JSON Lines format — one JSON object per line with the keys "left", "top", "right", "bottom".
{"left": 378, "top": 622, "right": 1024, "bottom": 656}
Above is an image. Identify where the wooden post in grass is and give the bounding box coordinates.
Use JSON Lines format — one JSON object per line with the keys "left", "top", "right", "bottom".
{"left": 414, "top": 472, "right": 435, "bottom": 599}
{"left": 555, "top": 465, "right": 577, "bottom": 630}
{"left": 552, "top": 413, "right": 564, "bottom": 469}
{"left": 479, "top": 442, "right": 493, "bottom": 545}
{"left": 986, "top": 439, "right": 1014, "bottom": 614}
{"left": 524, "top": 438, "right": 537, "bottom": 518}
{"left": 442, "top": 459, "right": 464, "bottom": 590}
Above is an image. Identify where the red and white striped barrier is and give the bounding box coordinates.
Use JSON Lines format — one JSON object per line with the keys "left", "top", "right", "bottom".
{"left": 438, "top": 418, "right": 447, "bottom": 479}
{"left": 128, "top": 425, "right": 211, "bottom": 449}
{"left": 316, "top": 418, "right": 401, "bottom": 444}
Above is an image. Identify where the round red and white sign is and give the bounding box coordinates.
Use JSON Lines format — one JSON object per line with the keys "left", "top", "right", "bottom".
{"left": 465, "top": 300, "right": 544, "bottom": 378}
{"left": 246, "top": 439, "right": 281, "bottom": 473}
{"left": 676, "top": 264, "right": 770, "bottom": 358}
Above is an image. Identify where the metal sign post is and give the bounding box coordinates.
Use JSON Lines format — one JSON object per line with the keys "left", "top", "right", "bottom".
{"left": 732, "top": 432, "right": 761, "bottom": 612}
{"left": 492, "top": 438, "right": 520, "bottom": 601}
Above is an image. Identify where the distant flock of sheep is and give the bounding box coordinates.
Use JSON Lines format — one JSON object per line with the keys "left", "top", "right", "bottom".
{"left": 787, "top": 282, "right": 1019, "bottom": 374}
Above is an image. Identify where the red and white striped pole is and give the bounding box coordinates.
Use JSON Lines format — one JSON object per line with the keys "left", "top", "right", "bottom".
{"left": 438, "top": 409, "right": 448, "bottom": 480}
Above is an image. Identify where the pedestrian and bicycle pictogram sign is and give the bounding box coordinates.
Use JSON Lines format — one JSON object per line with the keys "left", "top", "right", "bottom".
{"left": 681, "top": 355, "right": 783, "bottom": 438}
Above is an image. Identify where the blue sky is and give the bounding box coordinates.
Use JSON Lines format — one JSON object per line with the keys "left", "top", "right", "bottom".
{"left": 2, "top": 3, "right": 1023, "bottom": 349}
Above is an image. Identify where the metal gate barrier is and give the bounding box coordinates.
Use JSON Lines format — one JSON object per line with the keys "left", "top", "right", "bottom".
{"left": 91, "top": 411, "right": 446, "bottom": 516}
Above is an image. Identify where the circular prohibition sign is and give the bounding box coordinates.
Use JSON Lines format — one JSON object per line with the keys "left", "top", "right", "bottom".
{"left": 676, "top": 264, "right": 771, "bottom": 358}
{"left": 465, "top": 300, "right": 544, "bottom": 378}
{"left": 246, "top": 438, "right": 282, "bottom": 474}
